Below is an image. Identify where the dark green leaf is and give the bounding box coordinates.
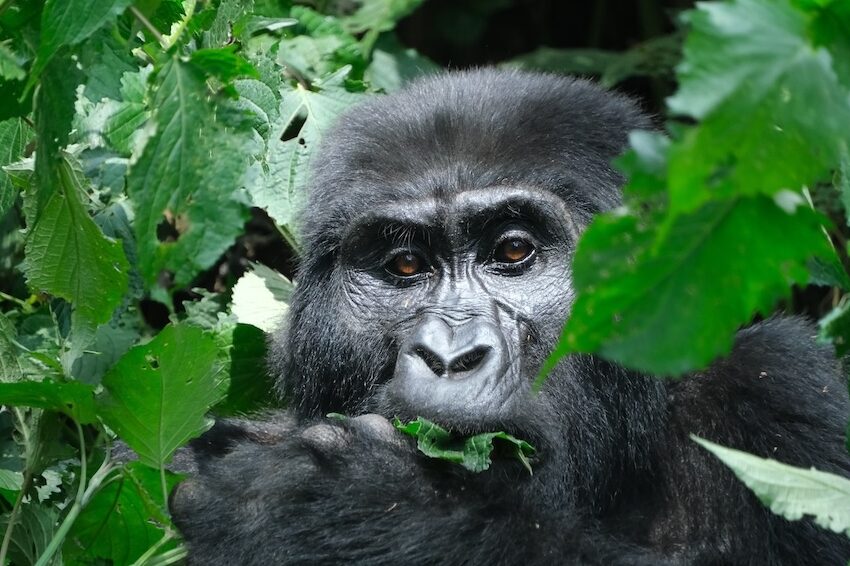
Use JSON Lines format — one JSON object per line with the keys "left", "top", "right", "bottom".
{"left": 65, "top": 463, "right": 180, "bottom": 564}
{"left": 24, "top": 157, "right": 130, "bottom": 330}
{"left": 0, "top": 380, "right": 97, "bottom": 423}
{"left": 190, "top": 46, "right": 260, "bottom": 83}
{"left": 28, "top": 0, "right": 133, "bottom": 89}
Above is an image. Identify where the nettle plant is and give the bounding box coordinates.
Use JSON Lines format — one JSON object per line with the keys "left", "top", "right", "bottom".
{"left": 0, "top": 0, "right": 847, "bottom": 563}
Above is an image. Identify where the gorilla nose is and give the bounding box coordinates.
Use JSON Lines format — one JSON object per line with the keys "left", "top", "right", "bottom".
{"left": 403, "top": 317, "right": 502, "bottom": 380}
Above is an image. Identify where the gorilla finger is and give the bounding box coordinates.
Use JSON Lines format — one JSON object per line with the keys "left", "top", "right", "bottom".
{"left": 349, "top": 414, "right": 406, "bottom": 446}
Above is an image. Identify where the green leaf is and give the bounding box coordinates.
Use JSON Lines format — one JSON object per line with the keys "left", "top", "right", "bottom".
{"left": 214, "top": 323, "right": 275, "bottom": 416}
{"left": 23, "top": 157, "right": 130, "bottom": 330}
{"left": 190, "top": 46, "right": 260, "bottom": 83}
{"left": 694, "top": 435, "right": 850, "bottom": 536}
{"left": 0, "top": 118, "right": 32, "bottom": 223}
{"left": 819, "top": 298, "right": 850, "bottom": 356}
{"left": 247, "top": 68, "right": 365, "bottom": 237}
{"left": 547, "top": 196, "right": 832, "bottom": 376}
{"left": 393, "top": 417, "right": 535, "bottom": 474}
{"left": 96, "top": 324, "right": 226, "bottom": 468}
{"left": 342, "top": 0, "right": 425, "bottom": 35}
{"left": 0, "top": 41, "right": 26, "bottom": 82}
{"left": 666, "top": 0, "right": 850, "bottom": 214}
{"left": 27, "top": 0, "right": 133, "bottom": 89}
{"left": 0, "top": 380, "right": 97, "bottom": 423}
{"left": 364, "top": 33, "right": 439, "bottom": 92}
{"left": 65, "top": 463, "right": 180, "bottom": 564}
{"left": 0, "top": 504, "right": 58, "bottom": 566}
{"left": 127, "top": 57, "right": 250, "bottom": 290}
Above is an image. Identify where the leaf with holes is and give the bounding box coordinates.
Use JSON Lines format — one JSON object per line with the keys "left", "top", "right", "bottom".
{"left": 246, "top": 68, "right": 365, "bottom": 240}
{"left": 127, "top": 57, "right": 250, "bottom": 290}
{"left": 96, "top": 324, "right": 226, "bottom": 468}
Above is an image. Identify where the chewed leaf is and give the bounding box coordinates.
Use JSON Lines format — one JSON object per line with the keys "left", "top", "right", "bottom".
{"left": 393, "top": 417, "right": 535, "bottom": 474}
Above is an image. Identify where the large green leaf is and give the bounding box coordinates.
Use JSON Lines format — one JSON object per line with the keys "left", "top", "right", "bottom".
{"left": 666, "top": 0, "right": 850, "bottom": 214}
{"left": 96, "top": 324, "right": 226, "bottom": 468}
{"left": 547, "top": 196, "right": 831, "bottom": 376}
{"left": 695, "top": 436, "right": 850, "bottom": 536}
{"left": 27, "top": 0, "right": 133, "bottom": 89}
{"left": 246, "top": 68, "right": 364, "bottom": 238}
{"left": 23, "top": 157, "right": 130, "bottom": 330}
{"left": 126, "top": 57, "right": 250, "bottom": 289}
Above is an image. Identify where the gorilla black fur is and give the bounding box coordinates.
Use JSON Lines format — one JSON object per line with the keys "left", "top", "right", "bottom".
{"left": 170, "top": 70, "right": 850, "bottom": 565}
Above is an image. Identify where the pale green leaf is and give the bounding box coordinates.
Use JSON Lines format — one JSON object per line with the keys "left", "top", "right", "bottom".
{"left": 247, "top": 68, "right": 365, "bottom": 238}
{"left": 0, "top": 118, "right": 33, "bottom": 218}
{"left": 695, "top": 436, "right": 850, "bottom": 536}
{"left": 231, "top": 264, "right": 293, "bottom": 332}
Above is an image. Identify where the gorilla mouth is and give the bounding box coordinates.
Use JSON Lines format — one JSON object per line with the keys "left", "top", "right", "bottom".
{"left": 368, "top": 382, "right": 548, "bottom": 464}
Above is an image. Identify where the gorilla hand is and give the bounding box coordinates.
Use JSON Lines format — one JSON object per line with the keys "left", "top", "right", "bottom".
{"left": 170, "top": 414, "right": 446, "bottom": 566}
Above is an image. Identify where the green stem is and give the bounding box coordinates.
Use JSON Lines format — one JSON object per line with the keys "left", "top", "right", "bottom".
{"left": 0, "top": 469, "right": 32, "bottom": 566}
{"left": 159, "top": 466, "right": 168, "bottom": 512}
{"left": 34, "top": 456, "right": 114, "bottom": 566}
{"left": 130, "top": 531, "right": 174, "bottom": 566}
{"left": 278, "top": 224, "right": 302, "bottom": 256}
{"left": 130, "top": 6, "right": 167, "bottom": 48}
{"left": 144, "top": 545, "right": 188, "bottom": 566}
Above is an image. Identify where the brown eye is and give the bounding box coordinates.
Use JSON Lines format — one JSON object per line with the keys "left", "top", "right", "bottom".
{"left": 494, "top": 238, "right": 533, "bottom": 264}
{"left": 387, "top": 252, "right": 424, "bottom": 277}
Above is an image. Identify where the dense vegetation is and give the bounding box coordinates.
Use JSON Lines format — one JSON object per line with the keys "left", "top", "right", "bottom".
{"left": 0, "top": 0, "right": 848, "bottom": 563}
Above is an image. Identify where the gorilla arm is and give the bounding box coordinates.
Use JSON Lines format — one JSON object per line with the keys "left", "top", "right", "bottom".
{"left": 170, "top": 414, "right": 668, "bottom": 566}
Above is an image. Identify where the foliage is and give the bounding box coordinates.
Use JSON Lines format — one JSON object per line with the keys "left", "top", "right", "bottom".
{"left": 539, "top": 0, "right": 850, "bottom": 538}
{"left": 0, "top": 0, "right": 430, "bottom": 563}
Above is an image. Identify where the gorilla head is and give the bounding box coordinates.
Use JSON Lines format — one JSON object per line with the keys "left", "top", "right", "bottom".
{"left": 174, "top": 70, "right": 850, "bottom": 565}
{"left": 268, "top": 69, "right": 662, "bottom": 500}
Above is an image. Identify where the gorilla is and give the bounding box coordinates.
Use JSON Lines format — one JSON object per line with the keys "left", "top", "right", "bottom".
{"left": 170, "top": 70, "right": 850, "bottom": 565}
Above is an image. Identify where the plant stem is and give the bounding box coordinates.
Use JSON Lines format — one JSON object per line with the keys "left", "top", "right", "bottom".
{"left": 159, "top": 466, "right": 168, "bottom": 511}
{"left": 130, "top": 6, "right": 167, "bottom": 48}
{"left": 130, "top": 531, "right": 174, "bottom": 566}
{"left": 144, "top": 545, "right": 188, "bottom": 566}
{"left": 34, "top": 454, "right": 114, "bottom": 566}
{"left": 0, "top": 469, "right": 32, "bottom": 566}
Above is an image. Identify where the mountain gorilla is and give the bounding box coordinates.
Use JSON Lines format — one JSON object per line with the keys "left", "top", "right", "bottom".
{"left": 170, "top": 70, "right": 850, "bottom": 564}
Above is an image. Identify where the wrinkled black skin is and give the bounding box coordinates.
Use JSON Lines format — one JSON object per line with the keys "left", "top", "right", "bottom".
{"left": 170, "top": 70, "right": 850, "bottom": 565}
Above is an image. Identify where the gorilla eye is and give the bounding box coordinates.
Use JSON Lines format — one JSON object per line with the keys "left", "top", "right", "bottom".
{"left": 494, "top": 238, "right": 534, "bottom": 264}
{"left": 386, "top": 252, "right": 426, "bottom": 277}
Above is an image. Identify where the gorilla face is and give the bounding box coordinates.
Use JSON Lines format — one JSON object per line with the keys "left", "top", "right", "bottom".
{"left": 269, "top": 70, "right": 661, "bottom": 490}
{"left": 344, "top": 185, "right": 578, "bottom": 427}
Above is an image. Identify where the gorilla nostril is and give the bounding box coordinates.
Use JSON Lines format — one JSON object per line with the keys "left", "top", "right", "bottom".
{"left": 414, "top": 346, "right": 446, "bottom": 376}
{"left": 449, "top": 346, "right": 491, "bottom": 374}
